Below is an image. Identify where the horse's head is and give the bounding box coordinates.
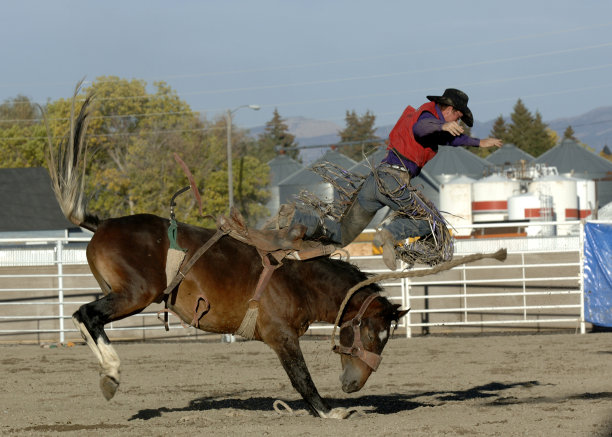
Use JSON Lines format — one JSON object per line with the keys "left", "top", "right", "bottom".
{"left": 333, "top": 293, "right": 408, "bottom": 393}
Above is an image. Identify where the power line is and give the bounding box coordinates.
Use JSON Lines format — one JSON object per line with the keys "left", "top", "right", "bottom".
{"left": 2, "top": 62, "right": 611, "bottom": 128}
{"left": 1, "top": 21, "right": 610, "bottom": 89}
{"left": 2, "top": 40, "right": 612, "bottom": 112}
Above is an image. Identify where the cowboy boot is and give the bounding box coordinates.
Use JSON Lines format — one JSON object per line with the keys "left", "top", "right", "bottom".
{"left": 289, "top": 208, "right": 342, "bottom": 243}
{"left": 373, "top": 228, "right": 397, "bottom": 271}
{"left": 339, "top": 199, "right": 376, "bottom": 246}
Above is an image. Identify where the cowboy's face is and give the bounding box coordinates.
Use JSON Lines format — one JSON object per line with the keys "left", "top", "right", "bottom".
{"left": 442, "top": 106, "right": 463, "bottom": 122}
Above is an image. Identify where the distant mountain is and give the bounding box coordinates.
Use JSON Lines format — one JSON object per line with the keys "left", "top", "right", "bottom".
{"left": 469, "top": 107, "right": 612, "bottom": 151}
{"left": 265, "top": 107, "right": 612, "bottom": 164}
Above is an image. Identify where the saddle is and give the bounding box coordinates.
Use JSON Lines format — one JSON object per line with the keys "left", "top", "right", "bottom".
{"left": 161, "top": 208, "right": 338, "bottom": 336}
{"left": 218, "top": 208, "right": 338, "bottom": 262}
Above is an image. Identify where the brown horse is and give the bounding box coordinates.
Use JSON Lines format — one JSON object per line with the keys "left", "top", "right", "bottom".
{"left": 47, "top": 94, "right": 408, "bottom": 419}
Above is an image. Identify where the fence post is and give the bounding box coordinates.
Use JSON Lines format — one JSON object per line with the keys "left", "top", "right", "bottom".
{"left": 56, "top": 240, "right": 65, "bottom": 344}
{"left": 404, "top": 278, "right": 412, "bottom": 338}
{"left": 579, "top": 221, "right": 586, "bottom": 334}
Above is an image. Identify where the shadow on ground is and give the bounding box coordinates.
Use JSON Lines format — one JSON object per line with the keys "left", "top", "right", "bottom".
{"left": 128, "top": 380, "right": 609, "bottom": 421}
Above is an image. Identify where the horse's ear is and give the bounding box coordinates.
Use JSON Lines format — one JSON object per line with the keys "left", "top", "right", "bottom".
{"left": 392, "top": 304, "right": 409, "bottom": 321}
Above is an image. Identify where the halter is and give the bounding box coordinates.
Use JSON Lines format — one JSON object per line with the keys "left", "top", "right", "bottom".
{"left": 332, "top": 293, "right": 383, "bottom": 371}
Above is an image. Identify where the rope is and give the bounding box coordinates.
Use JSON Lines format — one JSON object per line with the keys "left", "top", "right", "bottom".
{"left": 330, "top": 248, "right": 507, "bottom": 350}
{"left": 273, "top": 400, "right": 294, "bottom": 415}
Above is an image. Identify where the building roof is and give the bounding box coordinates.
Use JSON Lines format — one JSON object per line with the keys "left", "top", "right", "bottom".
{"left": 486, "top": 143, "right": 535, "bottom": 166}
{"left": 267, "top": 153, "right": 304, "bottom": 185}
{"left": 278, "top": 148, "right": 357, "bottom": 186}
{"left": 349, "top": 147, "right": 387, "bottom": 176}
{"left": 534, "top": 138, "right": 612, "bottom": 176}
{"left": 0, "top": 167, "right": 76, "bottom": 232}
{"left": 425, "top": 146, "right": 489, "bottom": 180}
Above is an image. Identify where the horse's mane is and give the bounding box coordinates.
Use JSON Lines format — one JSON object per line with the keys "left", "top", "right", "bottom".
{"left": 311, "top": 256, "right": 383, "bottom": 294}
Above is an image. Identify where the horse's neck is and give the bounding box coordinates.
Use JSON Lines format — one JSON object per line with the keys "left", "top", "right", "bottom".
{"left": 313, "top": 286, "right": 371, "bottom": 325}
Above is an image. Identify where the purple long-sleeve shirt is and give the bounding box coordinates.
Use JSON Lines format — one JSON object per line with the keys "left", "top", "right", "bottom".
{"left": 382, "top": 104, "right": 480, "bottom": 177}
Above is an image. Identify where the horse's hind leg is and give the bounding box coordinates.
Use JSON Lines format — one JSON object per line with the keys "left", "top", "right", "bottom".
{"left": 73, "top": 286, "right": 159, "bottom": 400}
{"left": 73, "top": 295, "right": 123, "bottom": 400}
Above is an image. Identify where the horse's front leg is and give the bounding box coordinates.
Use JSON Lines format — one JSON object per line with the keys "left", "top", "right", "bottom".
{"left": 268, "top": 334, "right": 352, "bottom": 419}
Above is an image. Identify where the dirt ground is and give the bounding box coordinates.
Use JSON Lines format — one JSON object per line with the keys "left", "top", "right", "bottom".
{"left": 1, "top": 333, "right": 612, "bottom": 437}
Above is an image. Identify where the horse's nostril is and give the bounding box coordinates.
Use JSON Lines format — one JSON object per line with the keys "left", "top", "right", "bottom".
{"left": 342, "top": 380, "right": 360, "bottom": 393}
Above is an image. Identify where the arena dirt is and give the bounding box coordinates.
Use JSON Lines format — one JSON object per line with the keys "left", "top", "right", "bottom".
{"left": 1, "top": 333, "right": 611, "bottom": 436}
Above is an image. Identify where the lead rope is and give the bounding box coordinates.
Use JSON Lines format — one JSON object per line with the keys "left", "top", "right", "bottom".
{"left": 330, "top": 248, "right": 507, "bottom": 351}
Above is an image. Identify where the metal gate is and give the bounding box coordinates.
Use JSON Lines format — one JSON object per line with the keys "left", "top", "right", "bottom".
{"left": 0, "top": 220, "right": 605, "bottom": 343}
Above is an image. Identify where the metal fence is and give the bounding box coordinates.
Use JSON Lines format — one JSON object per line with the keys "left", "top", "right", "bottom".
{"left": 0, "top": 220, "right": 604, "bottom": 343}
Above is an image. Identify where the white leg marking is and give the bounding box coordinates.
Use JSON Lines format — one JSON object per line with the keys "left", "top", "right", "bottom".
{"left": 96, "top": 338, "right": 121, "bottom": 382}
{"left": 72, "top": 316, "right": 103, "bottom": 363}
{"left": 73, "top": 315, "right": 121, "bottom": 400}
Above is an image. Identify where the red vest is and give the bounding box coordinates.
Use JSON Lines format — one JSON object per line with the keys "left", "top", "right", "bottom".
{"left": 388, "top": 101, "right": 439, "bottom": 167}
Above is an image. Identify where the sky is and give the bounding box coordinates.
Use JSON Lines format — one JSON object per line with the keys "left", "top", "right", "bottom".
{"left": 2, "top": 0, "right": 612, "bottom": 132}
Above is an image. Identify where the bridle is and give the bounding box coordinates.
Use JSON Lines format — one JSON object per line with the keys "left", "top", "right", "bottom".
{"left": 332, "top": 293, "right": 383, "bottom": 371}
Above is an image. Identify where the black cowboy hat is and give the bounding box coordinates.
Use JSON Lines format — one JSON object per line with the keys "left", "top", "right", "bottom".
{"left": 427, "top": 88, "right": 474, "bottom": 127}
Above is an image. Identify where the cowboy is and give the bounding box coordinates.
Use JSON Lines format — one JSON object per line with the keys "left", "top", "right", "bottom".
{"left": 289, "top": 89, "right": 502, "bottom": 270}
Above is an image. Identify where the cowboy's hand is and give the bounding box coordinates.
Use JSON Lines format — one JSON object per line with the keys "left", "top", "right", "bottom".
{"left": 441, "top": 121, "right": 464, "bottom": 136}
{"left": 479, "top": 138, "right": 503, "bottom": 148}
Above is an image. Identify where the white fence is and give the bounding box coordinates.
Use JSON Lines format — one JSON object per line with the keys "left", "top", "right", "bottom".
{"left": 0, "top": 220, "right": 604, "bottom": 343}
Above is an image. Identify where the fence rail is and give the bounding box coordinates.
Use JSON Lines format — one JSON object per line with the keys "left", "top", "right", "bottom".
{"left": 0, "top": 220, "right": 605, "bottom": 343}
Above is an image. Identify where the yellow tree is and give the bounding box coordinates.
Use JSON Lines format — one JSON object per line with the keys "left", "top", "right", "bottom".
{"left": 44, "top": 78, "right": 271, "bottom": 225}
{"left": 0, "top": 95, "right": 47, "bottom": 168}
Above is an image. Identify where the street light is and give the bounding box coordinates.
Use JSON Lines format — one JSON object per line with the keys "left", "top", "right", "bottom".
{"left": 222, "top": 104, "right": 260, "bottom": 344}
{"left": 226, "top": 104, "right": 260, "bottom": 211}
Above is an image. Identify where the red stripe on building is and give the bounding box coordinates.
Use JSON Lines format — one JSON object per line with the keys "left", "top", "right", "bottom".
{"left": 472, "top": 200, "right": 508, "bottom": 212}
{"left": 565, "top": 208, "right": 579, "bottom": 219}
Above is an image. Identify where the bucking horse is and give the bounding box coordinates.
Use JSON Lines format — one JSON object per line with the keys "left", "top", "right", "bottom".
{"left": 46, "top": 92, "right": 410, "bottom": 419}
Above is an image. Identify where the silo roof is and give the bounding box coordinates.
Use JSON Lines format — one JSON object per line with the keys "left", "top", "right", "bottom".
{"left": 486, "top": 143, "right": 535, "bottom": 165}
{"left": 535, "top": 138, "right": 612, "bottom": 176}
{"left": 425, "top": 146, "right": 489, "bottom": 179}
{"left": 349, "top": 147, "right": 388, "bottom": 176}
{"left": 279, "top": 149, "right": 357, "bottom": 186}
{"left": 267, "top": 154, "right": 303, "bottom": 185}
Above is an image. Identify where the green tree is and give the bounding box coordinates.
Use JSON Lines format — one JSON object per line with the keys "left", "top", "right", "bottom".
{"left": 563, "top": 125, "right": 577, "bottom": 140}
{"left": 338, "top": 110, "right": 379, "bottom": 161}
{"left": 490, "top": 115, "right": 508, "bottom": 140}
{"left": 0, "top": 95, "right": 47, "bottom": 168}
{"left": 501, "top": 99, "right": 555, "bottom": 157}
{"left": 44, "top": 77, "right": 270, "bottom": 226}
{"left": 256, "top": 108, "right": 299, "bottom": 162}
{"left": 0, "top": 94, "right": 41, "bottom": 122}
{"left": 529, "top": 111, "right": 557, "bottom": 156}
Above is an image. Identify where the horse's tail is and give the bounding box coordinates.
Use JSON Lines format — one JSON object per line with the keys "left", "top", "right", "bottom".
{"left": 45, "top": 81, "right": 99, "bottom": 232}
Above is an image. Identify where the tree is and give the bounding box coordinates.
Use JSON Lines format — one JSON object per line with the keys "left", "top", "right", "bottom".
{"left": 0, "top": 94, "right": 41, "bottom": 123}
{"left": 43, "top": 77, "right": 271, "bottom": 226}
{"left": 0, "top": 95, "right": 47, "bottom": 168}
{"left": 529, "top": 111, "right": 557, "bottom": 157}
{"left": 490, "top": 115, "right": 508, "bottom": 140}
{"left": 256, "top": 108, "right": 299, "bottom": 162}
{"left": 563, "top": 125, "right": 577, "bottom": 141}
{"left": 600, "top": 145, "right": 612, "bottom": 163}
{"left": 499, "top": 99, "right": 555, "bottom": 157}
{"left": 338, "top": 110, "right": 379, "bottom": 161}
{"left": 505, "top": 99, "right": 533, "bottom": 149}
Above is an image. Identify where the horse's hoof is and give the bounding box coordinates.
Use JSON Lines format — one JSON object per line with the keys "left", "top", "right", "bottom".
{"left": 100, "top": 375, "right": 119, "bottom": 400}
{"left": 322, "top": 407, "right": 355, "bottom": 419}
